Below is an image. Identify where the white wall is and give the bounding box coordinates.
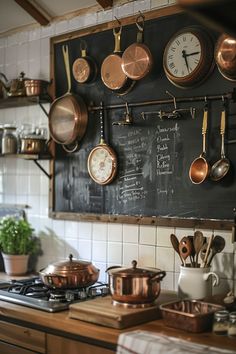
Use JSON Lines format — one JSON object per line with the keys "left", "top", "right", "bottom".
{"left": 0, "top": 0, "right": 235, "bottom": 295}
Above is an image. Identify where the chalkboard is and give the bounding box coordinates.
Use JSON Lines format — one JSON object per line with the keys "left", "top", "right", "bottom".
{"left": 50, "top": 9, "right": 236, "bottom": 227}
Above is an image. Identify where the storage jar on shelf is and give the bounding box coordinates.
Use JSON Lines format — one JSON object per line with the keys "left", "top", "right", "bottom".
{"left": 2, "top": 124, "right": 17, "bottom": 154}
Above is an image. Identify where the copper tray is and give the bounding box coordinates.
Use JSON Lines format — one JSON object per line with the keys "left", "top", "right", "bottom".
{"left": 160, "top": 300, "right": 224, "bottom": 333}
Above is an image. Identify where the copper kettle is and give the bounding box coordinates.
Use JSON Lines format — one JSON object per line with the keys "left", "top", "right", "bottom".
{"left": 0, "top": 72, "right": 26, "bottom": 97}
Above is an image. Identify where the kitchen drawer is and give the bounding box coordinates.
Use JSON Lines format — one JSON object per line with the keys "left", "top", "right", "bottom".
{"left": 0, "top": 340, "right": 40, "bottom": 354}
{"left": 0, "top": 320, "right": 45, "bottom": 353}
{"left": 47, "top": 334, "right": 115, "bottom": 354}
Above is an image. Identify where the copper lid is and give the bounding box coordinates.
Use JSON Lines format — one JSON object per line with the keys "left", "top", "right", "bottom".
{"left": 108, "top": 260, "right": 161, "bottom": 277}
{"left": 42, "top": 254, "right": 94, "bottom": 274}
{"left": 72, "top": 58, "right": 91, "bottom": 83}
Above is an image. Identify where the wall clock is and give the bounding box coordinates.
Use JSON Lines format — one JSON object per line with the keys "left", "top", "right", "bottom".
{"left": 163, "top": 26, "right": 215, "bottom": 88}
{"left": 87, "top": 103, "right": 117, "bottom": 185}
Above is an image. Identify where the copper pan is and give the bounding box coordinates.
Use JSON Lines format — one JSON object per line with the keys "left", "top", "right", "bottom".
{"left": 121, "top": 14, "right": 153, "bottom": 80}
{"left": 49, "top": 45, "right": 88, "bottom": 152}
{"left": 101, "top": 26, "right": 134, "bottom": 94}
{"left": 215, "top": 33, "right": 236, "bottom": 81}
{"left": 72, "top": 40, "right": 97, "bottom": 84}
{"left": 189, "top": 109, "right": 210, "bottom": 184}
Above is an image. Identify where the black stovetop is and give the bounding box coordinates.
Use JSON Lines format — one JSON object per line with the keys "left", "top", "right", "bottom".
{"left": 0, "top": 277, "right": 109, "bottom": 312}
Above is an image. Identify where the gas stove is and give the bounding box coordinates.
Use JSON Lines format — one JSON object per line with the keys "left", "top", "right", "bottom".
{"left": 0, "top": 277, "right": 110, "bottom": 312}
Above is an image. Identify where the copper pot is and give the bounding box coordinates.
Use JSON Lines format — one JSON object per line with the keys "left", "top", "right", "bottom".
{"left": 39, "top": 254, "right": 100, "bottom": 289}
{"left": 24, "top": 79, "right": 49, "bottom": 96}
{"left": 20, "top": 137, "right": 47, "bottom": 154}
{"left": 106, "top": 260, "right": 166, "bottom": 306}
{"left": 215, "top": 33, "right": 236, "bottom": 81}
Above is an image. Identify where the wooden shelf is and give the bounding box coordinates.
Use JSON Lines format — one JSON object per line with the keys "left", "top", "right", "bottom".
{"left": 0, "top": 95, "right": 50, "bottom": 109}
{"left": 0, "top": 153, "right": 50, "bottom": 160}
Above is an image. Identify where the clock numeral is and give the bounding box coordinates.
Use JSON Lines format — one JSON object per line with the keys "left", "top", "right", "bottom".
{"left": 168, "top": 54, "right": 173, "bottom": 60}
{"left": 171, "top": 46, "right": 176, "bottom": 52}
{"left": 194, "top": 58, "right": 199, "bottom": 64}
{"left": 183, "top": 36, "right": 186, "bottom": 42}
{"left": 175, "top": 39, "right": 180, "bottom": 46}
{"left": 169, "top": 62, "right": 175, "bottom": 69}
{"left": 174, "top": 69, "right": 178, "bottom": 75}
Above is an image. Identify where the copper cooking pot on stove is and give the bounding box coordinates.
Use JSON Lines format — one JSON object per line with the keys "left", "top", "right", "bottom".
{"left": 106, "top": 260, "right": 166, "bottom": 306}
{"left": 39, "top": 254, "right": 100, "bottom": 289}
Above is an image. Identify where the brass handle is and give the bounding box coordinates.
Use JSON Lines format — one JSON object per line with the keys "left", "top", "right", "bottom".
{"left": 220, "top": 109, "right": 226, "bottom": 158}
{"left": 113, "top": 26, "right": 122, "bottom": 53}
{"left": 62, "top": 45, "right": 71, "bottom": 93}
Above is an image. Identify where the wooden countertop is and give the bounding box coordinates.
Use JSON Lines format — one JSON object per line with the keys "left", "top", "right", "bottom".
{"left": 0, "top": 273, "right": 235, "bottom": 351}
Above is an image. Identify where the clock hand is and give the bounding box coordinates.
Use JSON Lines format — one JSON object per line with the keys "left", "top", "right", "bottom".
{"left": 182, "top": 50, "right": 190, "bottom": 73}
{"left": 185, "top": 51, "right": 200, "bottom": 57}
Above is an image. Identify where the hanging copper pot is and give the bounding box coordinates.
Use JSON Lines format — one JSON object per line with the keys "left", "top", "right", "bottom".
{"left": 215, "top": 33, "right": 236, "bottom": 81}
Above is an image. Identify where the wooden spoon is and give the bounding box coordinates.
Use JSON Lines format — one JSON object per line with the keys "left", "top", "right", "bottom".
{"left": 206, "top": 235, "right": 225, "bottom": 267}
{"left": 170, "top": 234, "right": 183, "bottom": 265}
{"left": 179, "top": 236, "right": 193, "bottom": 266}
{"left": 193, "top": 231, "right": 205, "bottom": 267}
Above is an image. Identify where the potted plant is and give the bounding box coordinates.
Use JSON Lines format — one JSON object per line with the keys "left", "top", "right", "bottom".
{"left": 0, "top": 216, "right": 38, "bottom": 275}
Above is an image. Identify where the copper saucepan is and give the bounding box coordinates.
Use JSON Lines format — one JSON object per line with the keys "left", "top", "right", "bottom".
{"left": 121, "top": 14, "right": 153, "bottom": 80}
{"left": 101, "top": 26, "right": 134, "bottom": 95}
{"left": 189, "top": 108, "right": 210, "bottom": 184}
{"left": 49, "top": 45, "right": 88, "bottom": 153}
{"left": 215, "top": 33, "right": 236, "bottom": 81}
{"left": 72, "top": 40, "right": 97, "bottom": 84}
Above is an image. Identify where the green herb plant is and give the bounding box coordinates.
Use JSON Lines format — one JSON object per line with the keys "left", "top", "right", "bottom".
{"left": 0, "top": 217, "right": 37, "bottom": 255}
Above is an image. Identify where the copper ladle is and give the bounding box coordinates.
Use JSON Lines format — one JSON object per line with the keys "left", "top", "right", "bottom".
{"left": 189, "top": 108, "right": 210, "bottom": 184}
{"left": 210, "top": 109, "right": 230, "bottom": 181}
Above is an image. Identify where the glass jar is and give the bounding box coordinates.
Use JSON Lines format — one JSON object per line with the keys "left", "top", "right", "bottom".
{"left": 2, "top": 124, "right": 17, "bottom": 154}
{"left": 213, "top": 310, "right": 229, "bottom": 335}
{"left": 228, "top": 312, "right": 236, "bottom": 337}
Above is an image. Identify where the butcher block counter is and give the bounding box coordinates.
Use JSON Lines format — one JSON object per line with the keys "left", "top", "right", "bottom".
{"left": 0, "top": 298, "right": 236, "bottom": 353}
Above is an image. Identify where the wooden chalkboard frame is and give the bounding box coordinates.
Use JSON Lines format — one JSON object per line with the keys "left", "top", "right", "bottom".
{"left": 48, "top": 5, "right": 235, "bottom": 231}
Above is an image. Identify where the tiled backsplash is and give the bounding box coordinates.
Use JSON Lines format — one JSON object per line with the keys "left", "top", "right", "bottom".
{"left": 0, "top": 0, "right": 235, "bottom": 295}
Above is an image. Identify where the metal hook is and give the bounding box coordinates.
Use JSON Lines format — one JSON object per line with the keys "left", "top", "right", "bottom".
{"left": 136, "top": 12, "right": 145, "bottom": 32}
{"left": 166, "top": 90, "right": 177, "bottom": 109}
{"left": 114, "top": 16, "right": 121, "bottom": 26}
{"left": 204, "top": 96, "right": 208, "bottom": 110}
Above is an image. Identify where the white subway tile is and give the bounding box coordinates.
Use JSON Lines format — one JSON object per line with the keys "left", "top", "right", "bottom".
{"left": 65, "top": 238, "right": 79, "bottom": 258}
{"left": 108, "top": 223, "right": 122, "bottom": 242}
{"left": 3, "top": 175, "right": 16, "bottom": 195}
{"left": 214, "top": 229, "right": 234, "bottom": 253}
{"left": 0, "top": 48, "right": 5, "bottom": 66}
{"left": 161, "top": 271, "right": 174, "bottom": 291}
{"left": 97, "top": 9, "right": 113, "bottom": 24}
{"left": 55, "top": 20, "right": 69, "bottom": 35}
{"left": 134, "top": 0, "right": 151, "bottom": 13}
{"left": 16, "top": 175, "right": 29, "bottom": 195}
{"left": 123, "top": 243, "right": 138, "bottom": 266}
{"left": 27, "top": 195, "right": 41, "bottom": 215}
{"left": 92, "top": 241, "right": 107, "bottom": 262}
{"left": 156, "top": 226, "right": 174, "bottom": 247}
{"left": 28, "top": 175, "right": 40, "bottom": 195}
{"left": 212, "top": 252, "right": 234, "bottom": 279}
{"left": 68, "top": 16, "right": 83, "bottom": 31}
{"left": 108, "top": 242, "right": 122, "bottom": 264}
{"left": 29, "top": 28, "right": 41, "bottom": 42}
{"left": 83, "top": 13, "right": 97, "bottom": 27}
{"left": 140, "top": 225, "right": 156, "bottom": 245}
{"left": 78, "top": 239, "right": 92, "bottom": 260}
{"left": 40, "top": 24, "right": 55, "bottom": 38}
{"left": 156, "top": 247, "right": 174, "bottom": 271}
{"left": 138, "top": 245, "right": 155, "bottom": 267}
{"left": 65, "top": 220, "right": 78, "bottom": 239}
{"left": 175, "top": 227, "right": 195, "bottom": 240}
{"left": 17, "top": 42, "right": 28, "bottom": 62}
{"left": 113, "top": 2, "right": 134, "bottom": 19}
{"left": 123, "top": 224, "right": 139, "bottom": 243}
{"left": 151, "top": 0, "right": 169, "bottom": 9}
{"left": 40, "top": 195, "right": 48, "bottom": 216}
{"left": 40, "top": 175, "right": 49, "bottom": 196}
{"left": 52, "top": 219, "right": 65, "bottom": 239}
{"left": 7, "top": 33, "right": 19, "bottom": 47}
{"left": 78, "top": 221, "right": 92, "bottom": 239}
{"left": 94, "top": 262, "right": 107, "bottom": 283}
{"left": 92, "top": 222, "right": 107, "bottom": 241}
{"left": 212, "top": 278, "right": 233, "bottom": 296}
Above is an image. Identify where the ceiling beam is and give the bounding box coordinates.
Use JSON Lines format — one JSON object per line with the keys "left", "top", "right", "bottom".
{"left": 14, "top": 0, "right": 50, "bottom": 26}
{"left": 96, "top": 0, "right": 113, "bottom": 9}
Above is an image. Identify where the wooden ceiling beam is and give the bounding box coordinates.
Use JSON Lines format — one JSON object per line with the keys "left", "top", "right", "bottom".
{"left": 14, "top": 0, "right": 50, "bottom": 26}
{"left": 96, "top": 0, "right": 113, "bottom": 10}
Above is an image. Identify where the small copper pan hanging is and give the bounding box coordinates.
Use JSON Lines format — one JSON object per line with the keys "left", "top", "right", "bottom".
{"left": 121, "top": 14, "right": 153, "bottom": 80}
{"left": 101, "top": 26, "right": 134, "bottom": 94}
{"left": 72, "top": 40, "right": 97, "bottom": 84}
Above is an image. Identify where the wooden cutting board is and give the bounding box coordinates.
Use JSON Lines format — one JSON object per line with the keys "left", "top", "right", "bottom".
{"left": 69, "top": 291, "right": 178, "bottom": 329}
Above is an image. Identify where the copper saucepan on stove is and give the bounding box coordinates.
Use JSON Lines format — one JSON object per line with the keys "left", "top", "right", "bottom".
{"left": 39, "top": 254, "right": 100, "bottom": 289}
{"left": 121, "top": 14, "right": 153, "bottom": 80}
{"left": 49, "top": 45, "right": 88, "bottom": 153}
{"left": 101, "top": 26, "right": 135, "bottom": 95}
{"left": 189, "top": 108, "right": 210, "bottom": 184}
{"left": 106, "top": 260, "right": 166, "bottom": 306}
{"left": 215, "top": 33, "right": 236, "bottom": 81}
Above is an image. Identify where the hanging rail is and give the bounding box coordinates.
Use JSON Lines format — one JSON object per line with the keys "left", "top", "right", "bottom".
{"left": 88, "top": 89, "right": 236, "bottom": 112}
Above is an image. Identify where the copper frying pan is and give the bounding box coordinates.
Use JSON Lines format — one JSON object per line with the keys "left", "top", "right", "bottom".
{"left": 121, "top": 14, "right": 153, "bottom": 80}
{"left": 215, "top": 33, "right": 236, "bottom": 81}
{"left": 72, "top": 40, "right": 97, "bottom": 84}
{"left": 49, "top": 45, "right": 88, "bottom": 152}
{"left": 101, "top": 26, "right": 134, "bottom": 94}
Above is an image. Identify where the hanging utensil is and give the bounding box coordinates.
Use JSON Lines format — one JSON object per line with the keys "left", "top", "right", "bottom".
{"left": 206, "top": 235, "right": 225, "bottom": 267}
{"left": 203, "top": 234, "right": 214, "bottom": 267}
{"left": 189, "top": 106, "right": 210, "bottom": 184}
{"left": 48, "top": 45, "right": 88, "bottom": 152}
{"left": 87, "top": 102, "right": 117, "bottom": 185}
{"left": 179, "top": 236, "right": 193, "bottom": 267}
{"left": 210, "top": 104, "right": 230, "bottom": 181}
{"left": 121, "top": 14, "right": 153, "bottom": 80}
{"left": 101, "top": 26, "right": 134, "bottom": 95}
{"left": 112, "top": 102, "right": 133, "bottom": 126}
{"left": 72, "top": 40, "right": 97, "bottom": 84}
{"left": 170, "top": 234, "right": 183, "bottom": 265}
{"left": 193, "top": 230, "right": 205, "bottom": 267}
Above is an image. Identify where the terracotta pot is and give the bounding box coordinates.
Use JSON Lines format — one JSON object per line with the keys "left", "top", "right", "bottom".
{"left": 2, "top": 253, "right": 29, "bottom": 275}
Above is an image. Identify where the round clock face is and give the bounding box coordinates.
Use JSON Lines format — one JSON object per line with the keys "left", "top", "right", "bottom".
{"left": 87, "top": 144, "right": 117, "bottom": 185}
{"left": 163, "top": 27, "right": 214, "bottom": 88}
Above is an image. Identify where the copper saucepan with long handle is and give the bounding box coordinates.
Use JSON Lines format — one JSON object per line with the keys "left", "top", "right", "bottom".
{"left": 121, "top": 14, "right": 153, "bottom": 80}
{"left": 101, "top": 26, "right": 134, "bottom": 95}
{"left": 189, "top": 108, "right": 210, "bottom": 184}
{"left": 49, "top": 45, "right": 88, "bottom": 153}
